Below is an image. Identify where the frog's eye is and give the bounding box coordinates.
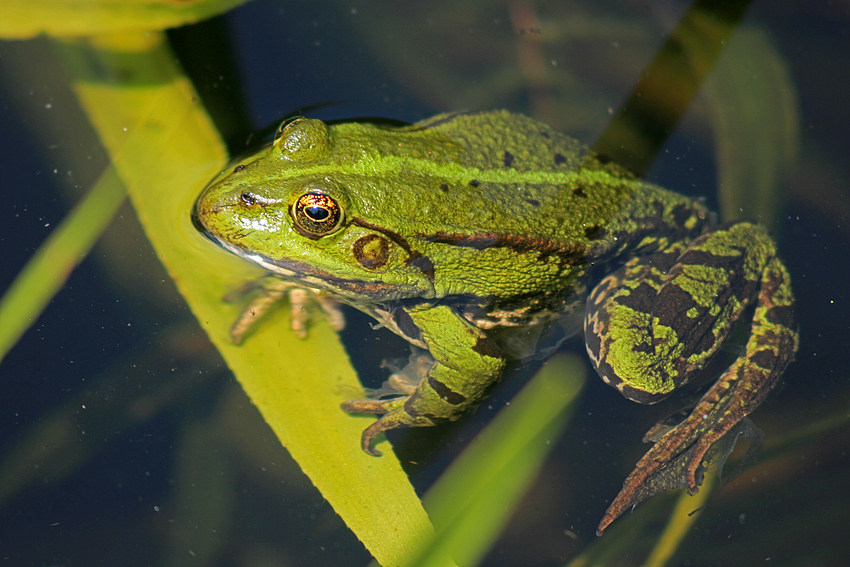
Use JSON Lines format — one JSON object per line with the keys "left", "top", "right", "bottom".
{"left": 274, "top": 116, "right": 307, "bottom": 146}
{"left": 291, "top": 192, "right": 344, "bottom": 238}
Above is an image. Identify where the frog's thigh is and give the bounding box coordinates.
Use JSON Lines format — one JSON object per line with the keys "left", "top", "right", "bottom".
{"left": 342, "top": 304, "right": 506, "bottom": 455}
{"left": 585, "top": 223, "right": 771, "bottom": 403}
{"left": 594, "top": 225, "right": 798, "bottom": 533}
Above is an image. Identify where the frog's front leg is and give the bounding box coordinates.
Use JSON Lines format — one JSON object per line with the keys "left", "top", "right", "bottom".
{"left": 341, "top": 304, "right": 506, "bottom": 456}
{"left": 586, "top": 222, "right": 798, "bottom": 534}
{"left": 226, "top": 276, "right": 345, "bottom": 343}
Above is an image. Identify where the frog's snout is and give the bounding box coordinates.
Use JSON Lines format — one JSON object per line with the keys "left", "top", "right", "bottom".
{"left": 191, "top": 191, "right": 219, "bottom": 245}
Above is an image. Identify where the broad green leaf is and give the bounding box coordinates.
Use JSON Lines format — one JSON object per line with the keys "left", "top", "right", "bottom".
{"left": 0, "top": 0, "right": 252, "bottom": 39}
{"left": 55, "top": 31, "right": 436, "bottom": 567}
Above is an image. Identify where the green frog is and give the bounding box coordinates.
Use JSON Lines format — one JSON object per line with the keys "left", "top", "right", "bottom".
{"left": 192, "top": 110, "right": 798, "bottom": 534}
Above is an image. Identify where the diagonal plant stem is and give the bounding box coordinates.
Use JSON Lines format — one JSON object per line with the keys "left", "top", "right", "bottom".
{"left": 0, "top": 165, "right": 125, "bottom": 362}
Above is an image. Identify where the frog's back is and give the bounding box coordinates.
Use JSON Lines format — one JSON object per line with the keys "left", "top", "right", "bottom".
{"left": 324, "top": 111, "right": 703, "bottom": 290}
{"left": 414, "top": 110, "right": 589, "bottom": 173}
{"left": 365, "top": 110, "right": 645, "bottom": 247}
{"left": 392, "top": 111, "right": 711, "bottom": 289}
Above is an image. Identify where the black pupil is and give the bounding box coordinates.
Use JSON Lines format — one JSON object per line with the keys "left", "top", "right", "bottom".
{"left": 305, "top": 206, "right": 329, "bottom": 221}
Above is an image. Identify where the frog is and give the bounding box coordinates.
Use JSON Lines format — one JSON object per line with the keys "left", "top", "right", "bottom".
{"left": 192, "top": 109, "right": 798, "bottom": 534}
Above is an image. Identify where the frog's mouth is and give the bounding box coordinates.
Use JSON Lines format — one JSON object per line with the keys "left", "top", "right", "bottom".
{"left": 190, "top": 202, "right": 428, "bottom": 302}
{"left": 249, "top": 251, "right": 428, "bottom": 301}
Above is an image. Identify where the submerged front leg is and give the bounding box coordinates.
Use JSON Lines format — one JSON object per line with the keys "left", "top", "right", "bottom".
{"left": 341, "top": 304, "right": 506, "bottom": 456}
{"left": 226, "top": 276, "right": 345, "bottom": 343}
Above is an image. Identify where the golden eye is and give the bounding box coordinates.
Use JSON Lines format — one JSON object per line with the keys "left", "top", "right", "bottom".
{"left": 291, "top": 192, "right": 344, "bottom": 238}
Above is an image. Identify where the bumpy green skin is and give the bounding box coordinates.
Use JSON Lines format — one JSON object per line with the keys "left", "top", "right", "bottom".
{"left": 193, "top": 110, "right": 798, "bottom": 533}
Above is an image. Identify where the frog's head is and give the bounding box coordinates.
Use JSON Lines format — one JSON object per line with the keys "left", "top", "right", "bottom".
{"left": 193, "top": 117, "right": 436, "bottom": 302}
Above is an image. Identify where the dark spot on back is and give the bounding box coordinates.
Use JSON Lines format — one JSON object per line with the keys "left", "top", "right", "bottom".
{"left": 539, "top": 130, "right": 550, "bottom": 138}
{"left": 679, "top": 248, "right": 746, "bottom": 271}
{"left": 596, "top": 153, "right": 612, "bottom": 164}
{"left": 525, "top": 198, "right": 541, "bottom": 207}
{"left": 233, "top": 164, "right": 246, "bottom": 173}
{"left": 584, "top": 225, "right": 607, "bottom": 240}
{"left": 671, "top": 203, "right": 698, "bottom": 228}
{"left": 439, "top": 183, "right": 449, "bottom": 192}
{"left": 613, "top": 281, "right": 659, "bottom": 316}
{"left": 573, "top": 187, "right": 587, "bottom": 198}
{"left": 503, "top": 150, "right": 515, "bottom": 168}
{"left": 469, "top": 179, "right": 481, "bottom": 187}
{"left": 554, "top": 153, "right": 567, "bottom": 165}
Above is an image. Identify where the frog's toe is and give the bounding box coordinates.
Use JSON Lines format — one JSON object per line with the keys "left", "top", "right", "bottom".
{"left": 685, "top": 433, "right": 721, "bottom": 490}
{"left": 340, "top": 398, "right": 394, "bottom": 415}
{"left": 342, "top": 398, "right": 438, "bottom": 456}
{"left": 359, "top": 420, "right": 389, "bottom": 456}
{"left": 340, "top": 399, "right": 395, "bottom": 456}
{"left": 360, "top": 412, "right": 440, "bottom": 456}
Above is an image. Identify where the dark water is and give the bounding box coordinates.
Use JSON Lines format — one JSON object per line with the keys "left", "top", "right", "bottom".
{"left": 1, "top": 1, "right": 848, "bottom": 565}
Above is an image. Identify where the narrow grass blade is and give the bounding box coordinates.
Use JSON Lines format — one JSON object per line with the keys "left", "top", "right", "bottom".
{"left": 643, "top": 474, "right": 714, "bottom": 567}
{"left": 413, "top": 354, "right": 586, "bottom": 567}
{"left": 0, "top": 166, "right": 125, "bottom": 362}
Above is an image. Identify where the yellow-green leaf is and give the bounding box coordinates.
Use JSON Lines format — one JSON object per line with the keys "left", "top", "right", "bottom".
{"left": 55, "top": 30, "right": 437, "bottom": 567}
{"left": 0, "top": 0, "right": 253, "bottom": 39}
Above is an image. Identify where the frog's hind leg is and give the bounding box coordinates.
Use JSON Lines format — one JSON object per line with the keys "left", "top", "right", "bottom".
{"left": 587, "top": 222, "right": 798, "bottom": 534}
{"left": 669, "top": 252, "right": 797, "bottom": 488}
